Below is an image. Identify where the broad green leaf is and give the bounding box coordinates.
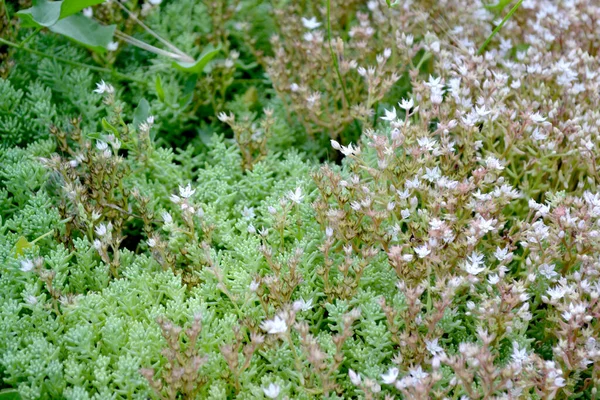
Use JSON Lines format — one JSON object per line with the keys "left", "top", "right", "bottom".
{"left": 14, "top": 236, "right": 32, "bottom": 256}
{"left": 133, "top": 98, "right": 150, "bottom": 129}
{"left": 17, "top": 0, "right": 106, "bottom": 28}
{"left": 172, "top": 46, "right": 220, "bottom": 74}
{"left": 59, "top": 0, "right": 106, "bottom": 19}
{"left": 49, "top": 14, "right": 116, "bottom": 53}
{"left": 17, "top": 0, "right": 62, "bottom": 28}
{"left": 155, "top": 76, "right": 166, "bottom": 102}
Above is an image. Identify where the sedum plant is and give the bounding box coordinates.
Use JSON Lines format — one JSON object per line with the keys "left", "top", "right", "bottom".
{"left": 1, "top": 0, "right": 600, "bottom": 399}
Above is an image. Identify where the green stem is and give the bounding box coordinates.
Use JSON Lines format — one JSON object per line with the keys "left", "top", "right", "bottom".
{"left": 19, "top": 27, "right": 41, "bottom": 46}
{"left": 477, "top": 0, "right": 523, "bottom": 55}
{"left": 0, "top": 37, "right": 146, "bottom": 84}
{"left": 30, "top": 229, "right": 54, "bottom": 244}
{"left": 326, "top": 0, "right": 349, "bottom": 108}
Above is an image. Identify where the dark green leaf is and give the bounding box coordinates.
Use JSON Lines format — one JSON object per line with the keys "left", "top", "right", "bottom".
{"left": 49, "top": 14, "right": 116, "bottom": 53}
{"left": 133, "top": 98, "right": 150, "bottom": 130}
{"left": 172, "top": 46, "right": 220, "bottom": 74}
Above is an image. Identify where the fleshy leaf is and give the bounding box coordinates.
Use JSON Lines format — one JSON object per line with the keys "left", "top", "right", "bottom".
{"left": 49, "top": 14, "right": 116, "bottom": 53}
{"left": 172, "top": 46, "right": 220, "bottom": 74}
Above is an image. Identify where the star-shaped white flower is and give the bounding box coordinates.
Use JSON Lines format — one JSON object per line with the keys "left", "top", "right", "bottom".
{"left": 260, "top": 315, "right": 287, "bottom": 334}
{"left": 301, "top": 17, "right": 321, "bottom": 29}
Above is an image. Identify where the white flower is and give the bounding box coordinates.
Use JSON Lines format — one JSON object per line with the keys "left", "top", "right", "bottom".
{"left": 287, "top": 187, "right": 304, "bottom": 204}
{"left": 96, "top": 141, "right": 109, "bottom": 151}
{"left": 530, "top": 112, "right": 546, "bottom": 123}
{"left": 301, "top": 17, "right": 321, "bottom": 30}
{"left": 247, "top": 224, "right": 256, "bottom": 234}
{"left": 242, "top": 206, "right": 255, "bottom": 220}
{"left": 147, "top": 238, "right": 156, "bottom": 248}
{"left": 249, "top": 279, "right": 259, "bottom": 292}
{"left": 401, "top": 209, "right": 411, "bottom": 219}
{"left": 83, "top": 7, "right": 93, "bottom": 17}
{"left": 511, "top": 342, "right": 528, "bottom": 366}
{"left": 494, "top": 246, "right": 512, "bottom": 262}
{"left": 262, "top": 383, "right": 280, "bottom": 399}
{"left": 399, "top": 98, "right": 414, "bottom": 111}
{"left": 107, "top": 41, "right": 118, "bottom": 51}
{"left": 93, "top": 80, "right": 114, "bottom": 94}
{"left": 425, "top": 338, "right": 444, "bottom": 356}
{"left": 169, "top": 194, "right": 181, "bottom": 204}
{"left": 487, "top": 274, "right": 500, "bottom": 284}
{"left": 217, "top": 112, "right": 230, "bottom": 122}
{"left": 381, "top": 107, "right": 397, "bottom": 121}
{"left": 475, "top": 105, "right": 491, "bottom": 118}
{"left": 148, "top": 0, "right": 162, "bottom": 5}
{"left": 547, "top": 285, "right": 566, "bottom": 301}
{"left": 539, "top": 263, "right": 558, "bottom": 280}
{"left": 162, "top": 211, "right": 173, "bottom": 224}
{"left": 464, "top": 251, "right": 485, "bottom": 275}
{"left": 381, "top": 367, "right": 399, "bottom": 384}
{"left": 409, "top": 365, "right": 428, "bottom": 381}
{"left": 95, "top": 223, "right": 109, "bottom": 237}
{"left": 325, "top": 227, "right": 334, "bottom": 237}
{"left": 293, "top": 298, "right": 313, "bottom": 312}
{"left": 290, "top": 83, "right": 299, "bottom": 92}
{"left": 179, "top": 183, "right": 196, "bottom": 198}
{"left": 20, "top": 259, "right": 34, "bottom": 272}
{"left": 414, "top": 245, "right": 430, "bottom": 258}
{"left": 330, "top": 140, "right": 341, "bottom": 150}
{"left": 93, "top": 239, "right": 102, "bottom": 250}
{"left": 260, "top": 315, "right": 287, "bottom": 334}
{"left": 348, "top": 369, "right": 362, "bottom": 386}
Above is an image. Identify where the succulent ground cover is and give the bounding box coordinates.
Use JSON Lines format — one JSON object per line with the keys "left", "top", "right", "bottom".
{"left": 1, "top": 0, "right": 599, "bottom": 398}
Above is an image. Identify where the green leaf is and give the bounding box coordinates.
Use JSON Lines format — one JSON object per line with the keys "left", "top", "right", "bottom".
{"left": 484, "top": 0, "right": 513, "bottom": 11}
{"left": 17, "top": 0, "right": 105, "bottom": 28}
{"left": 155, "top": 76, "right": 166, "bottom": 103}
{"left": 14, "top": 236, "right": 32, "bottom": 256}
{"left": 17, "top": 0, "right": 62, "bottom": 28}
{"left": 101, "top": 118, "right": 120, "bottom": 137}
{"left": 0, "top": 389, "right": 21, "bottom": 400}
{"left": 133, "top": 98, "right": 150, "bottom": 130}
{"left": 172, "top": 46, "right": 220, "bottom": 74}
{"left": 59, "top": 0, "right": 106, "bottom": 19}
{"left": 49, "top": 14, "right": 116, "bottom": 53}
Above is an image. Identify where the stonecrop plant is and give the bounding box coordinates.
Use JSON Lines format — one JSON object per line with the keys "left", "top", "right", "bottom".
{"left": 1, "top": 0, "right": 600, "bottom": 399}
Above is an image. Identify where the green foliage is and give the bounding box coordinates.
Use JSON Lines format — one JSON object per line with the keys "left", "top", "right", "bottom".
{"left": 1, "top": 0, "right": 600, "bottom": 398}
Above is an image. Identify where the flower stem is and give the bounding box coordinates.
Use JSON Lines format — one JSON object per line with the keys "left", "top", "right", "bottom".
{"left": 477, "top": 0, "right": 523, "bottom": 55}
